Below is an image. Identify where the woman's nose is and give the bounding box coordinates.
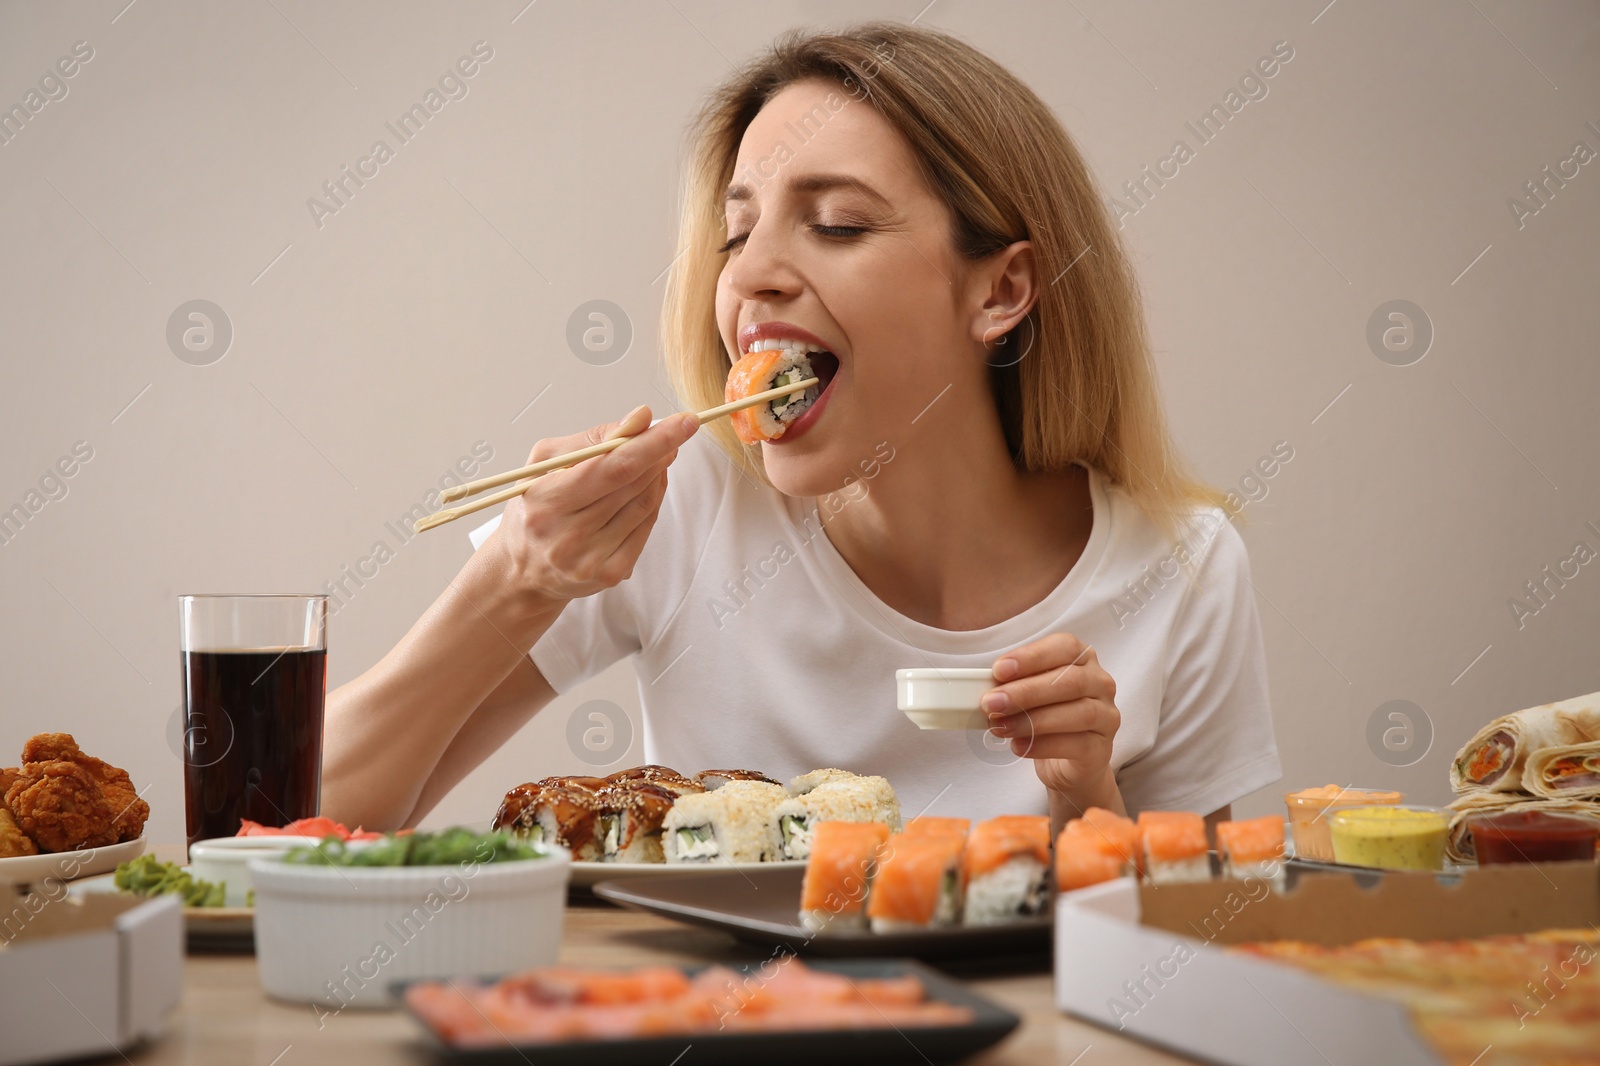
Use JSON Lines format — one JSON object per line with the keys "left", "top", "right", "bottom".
{"left": 725, "top": 221, "right": 802, "bottom": 300}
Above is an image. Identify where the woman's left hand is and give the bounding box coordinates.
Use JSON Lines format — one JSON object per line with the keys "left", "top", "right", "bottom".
{"left": 982, "top": 634, "right": 1123, "bottom": 811}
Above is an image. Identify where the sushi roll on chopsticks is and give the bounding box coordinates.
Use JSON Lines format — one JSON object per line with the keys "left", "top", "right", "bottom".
{"left": 663, "top": 780, "right": 786, "bottom": 863}
{"left": 1215, "top": 815, "right": 1286, "bottom": 886}
{"left": 773, "top": 770, "right": 902, "bottom": 860}
{"left": 961, "top": 815, "right": 1052, "bottom": 925}
{"left": 725, "top": 348, "right": 822, "bottom": 444}
{"left": 866, "top": 832, "right": 966, "bottom": 932}
{"left": 1139, "top": 811, "right": 1211, "bottom": 884}
{"left": 798, "top": 821, "right": 891, "bottom": 932}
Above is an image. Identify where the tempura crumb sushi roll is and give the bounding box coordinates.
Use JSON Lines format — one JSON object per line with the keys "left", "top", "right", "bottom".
{"left": 799, "top": 821, "right": 891, "bottom": 932}
{"left": 491, "top": 782, "right": 604, "bottom": 861}
{"left": 696, "top": 769, "right": 779, "bottom": 790}
{"left": 595, "top": 783, "right": 678, "bottom": 863}
{"left": 725, "top": 349, "right": 822, "bottom": 444}
{"left": 773, "top": 776, "right": 902, "bottom": 860}
{"left": 961, "top": 816, "right": 1052, "bottom": 925}
{"left": 788, "top": 768, "right": 859, "bottom": 794}
{"left": 902, "top": 816, "right": 970, "bottom": 840}
{"left": 1215, "top": 815, "right": 1286, "bottom": 886}
{"left": 662, "top": 780, "right": 785, "bottom": 863}
{"left": 866, "top": 833, "right": 965, "bottom": 932}
{"left": 1141, "top": 812, "right": 1211, "bottom": 884}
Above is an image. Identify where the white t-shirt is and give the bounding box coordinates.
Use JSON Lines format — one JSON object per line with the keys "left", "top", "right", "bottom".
{"left": 469, "top": 436, "right": 1281, "bottom": 821}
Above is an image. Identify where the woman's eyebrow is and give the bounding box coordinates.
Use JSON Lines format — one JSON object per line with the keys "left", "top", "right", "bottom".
{"left": 724, "top": 173, "right": 891, "bottom": 205}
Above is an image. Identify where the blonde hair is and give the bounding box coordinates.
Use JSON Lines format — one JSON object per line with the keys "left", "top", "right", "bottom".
{"left": 662, "top": 21, "right": 1220, "bottom": 530}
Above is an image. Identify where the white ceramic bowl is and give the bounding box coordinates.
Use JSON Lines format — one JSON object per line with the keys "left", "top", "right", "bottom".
{"left": 250, "top": 846, "right": 571, "bottom": 1008}
{"left": 188, "top": 836, "right": 323, "bottom": 907}
{"left": 897, "top": 667, "right": 994, "bottom": 730}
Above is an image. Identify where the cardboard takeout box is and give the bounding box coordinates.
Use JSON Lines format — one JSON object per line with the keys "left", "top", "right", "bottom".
{"left": 1055, "top": 862, "right": 1600, "bottom": 1066}
{"left": 0, "top": 884, "right": 183, "bottom": 1066}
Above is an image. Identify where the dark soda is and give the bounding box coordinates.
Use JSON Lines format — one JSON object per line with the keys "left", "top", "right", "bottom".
{"left": 182, "top": 647, "right": 327, "bottom": 846}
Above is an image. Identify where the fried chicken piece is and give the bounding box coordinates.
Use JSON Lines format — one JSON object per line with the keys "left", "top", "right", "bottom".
{"left": 6, "top": 761, "right": 118, "bottom": 852}
{"left": 0, "top": 804, "right": 38, "bottom": 857}
{"left": 18, "top": 733, "right": 149, "bottom": 844}
{"left": 0, "top": 766, "right": 19, "bottom": 796}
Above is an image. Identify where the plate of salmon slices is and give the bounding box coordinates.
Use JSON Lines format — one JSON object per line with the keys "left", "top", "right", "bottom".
{"left": 400, "top": 956, "right": 1019, "bottom": 1064}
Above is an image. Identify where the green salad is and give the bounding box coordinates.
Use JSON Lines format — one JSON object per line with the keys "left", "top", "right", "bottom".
{"left": 114, "top": 854, "right": 227, "bottom": 908}
{"left": 282, "top": 827, "right": 545, "bottom": 867}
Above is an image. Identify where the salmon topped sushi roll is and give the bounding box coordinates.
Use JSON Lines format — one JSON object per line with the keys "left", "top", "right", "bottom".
{"left": 1055, "top": 827, "right": 1130, "bottom": 892}
{"left": 866, "top": 833, "right": 965, "bottom": 932}
{"left": 961, "top": 817, "right": 1052, "bottom": 925}
{"left": 901, "top": 816, "right": 970, "bottom": 840}
{"left": 1062, "top": 808, "right": 1141, "bottom": 874}
{"left": 799, "top": 821, "right": 891, "bottom": 932}
{"left": 1141, "top": 812, "right": 1210, "bottom": 884}
{"left": 725, "top": 348, "right": 824, "bottom": 444}
{"left": 1215, "top": 815, "right": 1286, "bottom": 885}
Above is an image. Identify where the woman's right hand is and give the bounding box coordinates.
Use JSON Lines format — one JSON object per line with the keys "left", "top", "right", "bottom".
{"left": 494, "top": 404, "right": 698, "bottom": 606}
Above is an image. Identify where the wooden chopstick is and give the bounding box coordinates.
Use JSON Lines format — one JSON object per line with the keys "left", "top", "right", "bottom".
{"left": 414, "top": 377, "right": 819, "bottom": 533}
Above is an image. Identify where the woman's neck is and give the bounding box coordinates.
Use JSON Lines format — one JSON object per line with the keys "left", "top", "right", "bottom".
{"left": 819, "top": 401, "right": 1094, "bottom": 631}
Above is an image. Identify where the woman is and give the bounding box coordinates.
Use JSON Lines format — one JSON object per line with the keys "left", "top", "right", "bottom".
{"left": 323, "top": 22, "right": 1280, "bottom": 833}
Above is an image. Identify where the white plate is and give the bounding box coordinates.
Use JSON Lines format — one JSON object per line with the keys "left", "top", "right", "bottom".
{"left": 569, "top": 858, "right": 805, "bottom": 888}
{"left": 72, "top": 870, "right": 256, "bottom": 945}
{"left": 0, "top": 836, "right": 146, "bottom": 884}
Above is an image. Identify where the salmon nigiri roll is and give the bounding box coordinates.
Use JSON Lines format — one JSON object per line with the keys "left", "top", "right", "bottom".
{"left": 725, "top": 348, "right": 822, "bottom": 444}
{"left": 901, "top": 816, "right": 970, "bottom": 840}
{"left": 962, "top": 817, "right": 1052, "bottom": 925}
{"left": 1215, "top": 815, "right": 1285, "bottom": 886}
{"left": 866, "top": 833, "right": 965, "bottom": 932}
{"left": 1140, "top": 812, "right": 1210, "bottom": 884}
{"left": 799, "top": 821, "right": 891, "bottom": 931}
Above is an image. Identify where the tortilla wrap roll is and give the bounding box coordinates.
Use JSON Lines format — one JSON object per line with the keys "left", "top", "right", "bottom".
{"left": 1449, "top": 690, "right": 1600, "bottom": 794}
{"left": 1522, "top": 740, "right": 1600, "bottom": 799}
{"left": 1445, "top": 793, "right": 1600, "bottom": 863}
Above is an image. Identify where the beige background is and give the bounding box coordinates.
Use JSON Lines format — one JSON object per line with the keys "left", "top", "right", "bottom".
{"left": 2, "top": 0, "right": 1597, "bottom": 847}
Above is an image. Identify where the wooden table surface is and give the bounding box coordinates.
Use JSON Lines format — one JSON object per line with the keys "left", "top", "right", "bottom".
{"left": 124, "top": 898, "right": 1198, "bottom": 1065}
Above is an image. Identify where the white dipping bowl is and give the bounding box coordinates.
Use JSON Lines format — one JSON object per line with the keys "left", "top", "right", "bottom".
{"left": 250, "top": 845, "right": 571, "bottom": 1008}
{"left": 897, "top": 667, "right": 995, "bottom": 730}
{"left": 188, "top": 836, "right": 323, "bottom": 908}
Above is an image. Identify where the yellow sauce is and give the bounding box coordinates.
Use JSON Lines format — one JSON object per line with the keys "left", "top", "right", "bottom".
{"left": 1328, "top": 806, "right": 1448, "bottom": 870}
{"left": 1283, "top": 786, "right": 1405, "bottom": 862}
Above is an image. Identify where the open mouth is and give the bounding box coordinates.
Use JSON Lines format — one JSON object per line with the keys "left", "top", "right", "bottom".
{"left": 769, "top": 349, "right": 837, "bottom": 443}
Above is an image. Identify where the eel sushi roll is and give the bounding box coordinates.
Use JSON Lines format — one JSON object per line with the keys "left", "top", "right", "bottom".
{"left": 1140, "top": 812, "right": 1211, "bottom": 884}
{"left": 605, "top": 765, "right": 704, "bottom": 798}
{"left": 1215, "top": 815, "right": 1286, "bottom": 886}
{"left": 696, "top": 769, "right": 780, "bottom": 790}
{"left": 865, "top": 833, "right": 965, "bottom": 932}
{"left": 961, "top": 816, "right": 1053, "bottom": 925}
{"left": 725, "top": 349, "right": 823, "bottom": 444}
{"left": 662, "top": 780, "right": 786, "bottom": 863}
{"left": 902, "top": 816, "right": 970, "bottom": 840}
{"left": 491, "top": 781, "right": 604, "bottom": 861}
{"left": 798, "top": 820, "right": 891, "bottom": 932}
{"left": 595, "top": 782, "right": 679, "bottom": 863}
{"left": 773, "top": 775, "right": 902, "bottom": 860}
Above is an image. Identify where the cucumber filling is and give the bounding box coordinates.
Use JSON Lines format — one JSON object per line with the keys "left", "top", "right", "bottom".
{"left": 780, "top": 814, "right": 813, "bottom": 859}
{"left": 676, "top": 825, "right": 719, "bottom": 860}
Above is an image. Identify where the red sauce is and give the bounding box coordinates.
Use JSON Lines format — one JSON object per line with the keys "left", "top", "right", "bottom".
{"left": 1470, "top": 811, "right": 1598, "bottom": 865}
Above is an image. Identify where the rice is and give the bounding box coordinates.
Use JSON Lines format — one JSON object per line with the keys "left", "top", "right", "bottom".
{"left": 963, "top": 857, "right": 1049, "bottom": 926}
{"left": 773, "top": 777, "right": 903, "bottom": 860}
{"left": 751, "top": 351, "right": 819, "bottom": 438}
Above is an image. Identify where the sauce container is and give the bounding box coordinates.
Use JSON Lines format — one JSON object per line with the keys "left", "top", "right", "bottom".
{"left": 1328, "top": 805, "right": 1448, "bottom": 870}
{"left": 1468, "top": 810, "right": 1599, "bottom": 865}
{"left": 897, "top": 668, "right": 993, "bottom": 730}
{"left": 1283, "top": 785, "right": 1404, "bottom": 861}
